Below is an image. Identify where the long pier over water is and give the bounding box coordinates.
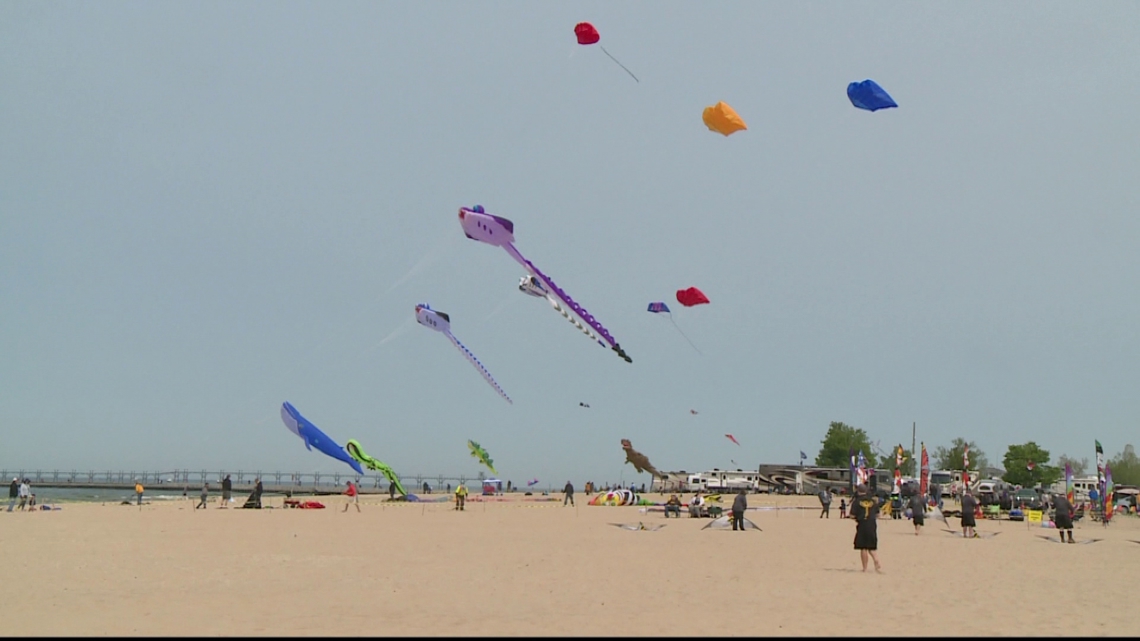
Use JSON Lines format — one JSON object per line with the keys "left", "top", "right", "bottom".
{"left": 0, "top": 469, "right": 544, "bottom": 495}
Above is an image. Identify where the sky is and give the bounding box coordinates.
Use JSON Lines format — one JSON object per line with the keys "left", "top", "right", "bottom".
{"left": 3, "top": 2, "right": 1139, "bottom": 486}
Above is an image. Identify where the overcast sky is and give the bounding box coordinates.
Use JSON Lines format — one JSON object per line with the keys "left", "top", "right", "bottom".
{"left": 3, "top": 2, "right": 1138, "bottom": 486}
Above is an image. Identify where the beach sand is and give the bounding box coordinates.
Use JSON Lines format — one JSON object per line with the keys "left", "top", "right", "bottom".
{"left": 2, "top": 493, "right": 1137, "bottom": 636}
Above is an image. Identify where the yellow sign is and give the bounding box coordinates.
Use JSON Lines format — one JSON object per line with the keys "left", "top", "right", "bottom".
{"left": 1027, "top": 510, "right": 1043, "bottom": 523}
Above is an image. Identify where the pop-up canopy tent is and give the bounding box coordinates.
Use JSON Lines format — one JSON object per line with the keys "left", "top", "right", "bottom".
{"left": 482, "top": 478, "right": 503, "bottom": 495}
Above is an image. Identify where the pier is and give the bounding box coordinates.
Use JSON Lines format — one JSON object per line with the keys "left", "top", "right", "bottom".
{"left": 0, "top": 469, "right": 547, "bottom": 495}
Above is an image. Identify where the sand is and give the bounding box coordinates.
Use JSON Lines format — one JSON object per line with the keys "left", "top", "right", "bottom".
{"left": 1, "top": 493, "right": 1137, "bottom": 636}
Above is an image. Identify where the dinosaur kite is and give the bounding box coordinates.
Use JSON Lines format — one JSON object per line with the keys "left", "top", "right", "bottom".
{"left": 345, "top": 439, "right": 406, "bottom": 497}
{"left": 621, "top": 439, "right": 661, "bottom": 477}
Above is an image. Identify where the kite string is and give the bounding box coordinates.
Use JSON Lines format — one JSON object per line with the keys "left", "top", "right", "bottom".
{"left": 668, "top": 315, "right": 702, "bottom": 354}
{"left": 600, "top": 46, "right": 639, "bottom": 82}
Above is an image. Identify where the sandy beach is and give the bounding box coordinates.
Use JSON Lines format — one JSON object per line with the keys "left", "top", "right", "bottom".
{"left": 2, "top": 493, "right": 1137, "bottom": 636}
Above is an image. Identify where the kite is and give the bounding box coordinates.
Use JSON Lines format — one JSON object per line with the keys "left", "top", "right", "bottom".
{"left": 647, "top": 301, "right": 701, "bottom": 353}
{"left": 725, "top": 434, "right": 741, "bottom": 447}
{"left": 589, "top": 489, "right": 644, "bottom": 506}
{"left": 847, "top": 79, "right": 897, "bottom": 112}
{"left": 676, "top": 287, "right": 710, "bottom": 307}
{"left": 702, "top": 515, "right": 761, "bottom": 531}
{"left": 280, "top": 402, "right": 364, "bottom": 475}
{"left": 527, "top": 478, "right": 539, "bottom": 487}
{"left": 610, "top": 522, "right": 666, "bottom": 531}
{"left": 459, "top": 205, "right": 631, "bottom": 363}
{"left": 579, "top": 402, "right": 590, "bottom": 408}
{"left": 345, "top": 439, "right": 406, "bottom": 497}
{"left": 621, "top": 439, "right": 661, "bottom": 477}
{"left": 520, "top": 275, "right": 607, "bottom": 349}
{"left": 415, "top": 303, "right": 512, "bottom": 404}
{"left": 702, "top": 101, "right": 747, "bottom": 136}
{"left": 468, "top": 439, "right": 497, "bottom": 474}
{"left": 690, "top": 410, "right": 699, "bottom": 415}
{"left": 573, "top": 22, "right": 639, "bottom": 82}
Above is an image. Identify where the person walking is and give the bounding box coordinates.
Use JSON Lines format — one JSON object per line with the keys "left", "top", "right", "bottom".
{"left": 135, "top": 480, "right": 144, "bottom": 506}
{"left": 563, "top": 481, "right": 575, "bottom": 507}
{"left": 343, "top": 480, "right": 360, "bottom": 512}
{"left": 220, "top": 474, "right": 232, "bottom": 508}
{"left": 908, "top": 492, "right": 925, "bottom": 535}
{"left": 731, "top": 489, "right": 748, "bottom": 531}
{"left": 196, "top": 482, "right": 209, "bottom": 509}
{"left": 851, "top": 484, "right": 882, "bottom": 572}
{"left": 819, "top": 488, "right": 832, "bottom": 518}
{"left": 960, "top": 491, "right": 978, "bottom": 539}
{"left": 454, "top": 483, "right": 468, "bottom": 511}
{"left": 1052, "top": 493, "right": 1075, "bottom": 543}
{"left": 17, "top": 479, "right": 30, "bottom": 511}
{"left": 7, "top": 478, "right": 17, "bottom": 512}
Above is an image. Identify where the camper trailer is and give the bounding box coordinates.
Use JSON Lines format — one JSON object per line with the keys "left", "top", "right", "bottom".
{"left": 687, "top": 469, "right": 762, "bottom": 493}
{"left": 1048, "top": 476, "right": 1100, "bottom": 501}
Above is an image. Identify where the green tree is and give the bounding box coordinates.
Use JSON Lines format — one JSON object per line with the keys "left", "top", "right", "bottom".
{"left": 1108, "top": 445, "right": 1140, "bottom": 487}
{"left": 816, "top": 422, "right": 878, "bottom": 468}
{"left": 934, "top": 438, "right": 987, "bottom": 471}
{"left": 1056, "top": 454, "right": 1088, "bottom": 478}
{"left": 1001, "top": 442, "right": 1062, "bottom": 488}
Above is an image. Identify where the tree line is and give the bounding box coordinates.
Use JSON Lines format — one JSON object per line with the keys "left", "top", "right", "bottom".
{"left": 814, "top": 421, "right": 1140, "bottom": 487}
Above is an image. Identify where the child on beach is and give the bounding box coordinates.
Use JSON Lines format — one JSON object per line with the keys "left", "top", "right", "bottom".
{"left": 839, "top": 497, "right": 847, "bottom": 519}
{"left": 343, "top": 481, "right": 360, "bottom": 512}
{"left": 851, "top": 484, "right": 882, "bottom": 573}
{"left": 196, "top": 483, "right": 209, "bottom": 509}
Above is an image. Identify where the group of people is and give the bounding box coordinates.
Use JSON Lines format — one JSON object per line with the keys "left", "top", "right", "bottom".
{"left": 7, "top": 478, "right": 34, "bottom": 512}
{"left": 192, "top": 475, "right": 235, "bottom": 509}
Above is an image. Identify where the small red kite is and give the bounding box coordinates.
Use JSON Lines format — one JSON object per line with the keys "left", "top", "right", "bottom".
{"left": 725, "top": 434, "right": 740, "bottom": 446}
{"left": 676, "top": 287, "right": 710, "bottom": 307}
{"left": 572, "top": 21, "right": 639, "bottom": 82}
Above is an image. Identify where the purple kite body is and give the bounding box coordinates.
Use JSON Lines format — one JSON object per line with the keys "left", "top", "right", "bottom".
{"left": 458, "top": 206, "right": 631, "bottom": 363}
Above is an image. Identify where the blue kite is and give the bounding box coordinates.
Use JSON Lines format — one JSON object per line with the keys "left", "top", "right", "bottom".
{"left": 280, "top": 402, "right": 364, "bottom": 475}
{"left": 847, "top": 79, "right": 898, "bottom": 112}
{"left": 647, "top": 301, "right": 700, "bottom": 353}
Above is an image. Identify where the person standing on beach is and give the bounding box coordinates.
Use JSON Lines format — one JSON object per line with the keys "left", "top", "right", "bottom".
{"left": 960, "top": 491, "right": 978, "bottom": 539}
{"left": 851, "top": 484, "right": 882, "bottom": 572}
{"left": 135, "top": 480, "right": 144, "bottom": 506}
{"left": 8, "top": 478, "right": 17, "bottom": 512}
{"left": 196, "top": 482, "right": 209, "bottom": 509}
{"left": 343, "top": 480, "right": 360, "bottom": 512}
{"left": 220, "top": 474, "right": 232, "bottom": 508}
{"left": 839, "top": 497, "right": 847, "bottom": 519}
{"left": 1052, "top": 493, "right": 1075, "bottom": 543}
{"left": 253, "top": 478, "right": 263, "bottom": 509}
{"left": 908, "top": 492, "right": 925, "bottom": 535}
{"left": 17, "top": 479, "right": 30, "bottom": 511}
{"left": 454, "top": 483, "right": 468, "bottom": 511}
{"left": 563, "top": 481, "right": 575, "bottom": 507}
{"left": 388, "top": 481, "right": 396, "bottom": 500}
{"left": 731, "top": 489, "right": 748, "bottom": 531}
{"left": 819, "top": 489, "right": 832, "bottom": 518}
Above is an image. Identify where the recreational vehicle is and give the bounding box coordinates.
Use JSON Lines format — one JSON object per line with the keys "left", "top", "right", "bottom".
{"left": 687, "top": 469, "right": 762, "bottom": 493}
{"left": 1048, "top": 476, "right": 1100, "bottom": 501}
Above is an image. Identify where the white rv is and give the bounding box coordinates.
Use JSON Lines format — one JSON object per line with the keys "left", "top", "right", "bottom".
{"left": 1048, "top": 476, "right": 1100, "bottom": 501}
{"left": 687, "top": 469, "right": 762, "bottom": 493}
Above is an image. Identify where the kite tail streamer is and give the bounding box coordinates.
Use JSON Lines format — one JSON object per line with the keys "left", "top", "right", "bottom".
{"left": 600, "top": 46, "right": 639, "bottom": 82}
{"left": 547, "top": 295, "right": 606, "bottom": 347}
{"left": 445, "top": 331, "right": 512, "bottom": 404}
{"left": 668, "top": 316, "right": 702, "bottom": 354}
{"left": 504, "top": 243, "right": 631, "bottom": 363}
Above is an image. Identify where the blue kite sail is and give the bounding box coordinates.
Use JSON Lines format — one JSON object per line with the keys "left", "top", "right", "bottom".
{"left": 280, "top": 402, "right": 364, "bottom": 475}
{"left": 847, "top": 79, "right": 898, "bottom": 112}
{"left": 647, "top": 301, "right": 700, "bottom": 353}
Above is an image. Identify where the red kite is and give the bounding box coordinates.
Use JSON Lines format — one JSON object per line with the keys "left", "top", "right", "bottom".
{"left": 572, "top": 22, "right": 639, "bottom": 82}
{"left": 725, "top": 434, "right": 740, "bottom": 446}
{"left": 676, "top": 287, "right": 710, "bottom": 307}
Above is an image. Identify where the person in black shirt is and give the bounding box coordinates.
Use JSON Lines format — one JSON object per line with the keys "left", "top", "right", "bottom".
{"left": 1052, "top": 494, "right": 1075, "bottom": 543}
{"left": 960, "top": 491, "right": 978, "bottom": 539}
{"left": 731, "top": 490, "right": 748, "bottom": 531}
{"left": 7, "top": 478, "right": 17, "bottom": 513}
{"left": 908, "top": 493, "right": 925, "bottom": 535}
{"left": 220, "top": 474, "right": 232, "bottom": 508}
{"left": 851, "top": 484, "right": 882, "bottom": 572}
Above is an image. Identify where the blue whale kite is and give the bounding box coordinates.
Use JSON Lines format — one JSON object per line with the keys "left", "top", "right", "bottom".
{"left": 280, "top": 401, "right": 364, "bottom": 475}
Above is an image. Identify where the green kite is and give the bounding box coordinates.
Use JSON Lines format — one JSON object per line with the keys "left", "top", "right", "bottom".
{"left": 467, "top": 439, "right": 496, "bottom": 475}
{"left": 346, "top": 439, "right": 406, "bottom": 497}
